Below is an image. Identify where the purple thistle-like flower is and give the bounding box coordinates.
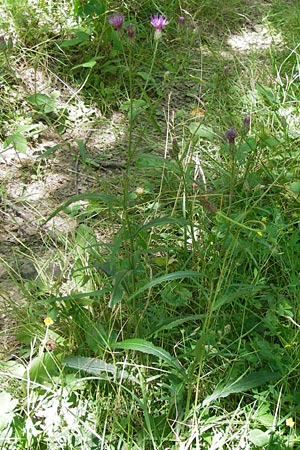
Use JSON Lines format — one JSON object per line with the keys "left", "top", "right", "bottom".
{"left": 126, "top": 24, "right": 136, "bottom": 39}
{"left": 225, "top": 128, "right": 238, "bottom": 144}
{"left": 150, "top": 14, "right": 169, "bottom": 31}
{"left": 243, "top": 115, "right": 250, "bottom": 126}
{"left": 178, "top": 16, "right": 185, "bottom": 25}
{"left": 242, "top": 116, "right": 250, "bottom": 134}
{"left": 108, "top": 13, "right": 124, "bottom": 30}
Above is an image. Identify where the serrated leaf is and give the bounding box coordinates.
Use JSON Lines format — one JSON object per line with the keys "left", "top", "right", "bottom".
{"left": 112, "top": 338, "right": 184, "bottom": 373}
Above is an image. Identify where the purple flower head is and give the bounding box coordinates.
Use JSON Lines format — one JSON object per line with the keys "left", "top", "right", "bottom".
{"left": 126, "top": 24, "right": 136, "bottom": 39}
{"left": 243, "top": 115, "right": 250, "bottom": 126}
{"left": 108, "top": 13, "right": 124, "bottom": 30}
{"left": 150, "top": 14, "right": 169, "bottom": 40}
{"left": 225, "top": 128, "right": 238, "bottom": 144}
{"left": 178, "top": 16, "right": 185, "bottom": 25}
{"left": 150, "top": 14, "right": 169, "bottom": 31}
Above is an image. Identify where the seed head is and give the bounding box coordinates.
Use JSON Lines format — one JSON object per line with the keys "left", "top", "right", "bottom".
{"left": 126, "top": 24, "right": 136, "bottom": 39}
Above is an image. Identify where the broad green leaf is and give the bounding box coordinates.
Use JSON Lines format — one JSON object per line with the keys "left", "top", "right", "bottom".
{"left": 80, "top": 0, "right": 106, "bottom": 16}
{"left": 44, "top": 192, "right": 120, "bottom": 223}
{"left": 256, "top": 83, "right": 278, "bottom": 106}
{"left": 136, "top": 216, "right": 185, "bottom": 235}
{"left": 120, "top": 99, "right": 148, "bottom": 120}
{"left": 161, "top": 284, "right": 192, "bottom": 306}
{"left": 27, "top": 93, "right": 51, "bottom": 106}
{"left": 0, "top": 392, "right": 18, "bottom": 430}
{"left": 127, "top": 270, "right": 204, "bottom": 302}
{"left": 4, "top": 133, "right": 27, "bottom": 153}
{"left": 0, "top": 392, "right": 18, "bottom": 415}
{"left": 135, "top": 153, "right": 178, "bottom": 172}
{"left": 38, "top": 142, "right": 68, "bottom": 158}
{"left": 72, "top": 58, "right": 98, "bottom": 69}
{"left": 290, "top": 181, "right": 300, "bottom": 195}
{"left": 213, "top": 285, "right": 264, "bottom": 311}
{"left": 249, "top": 429, "right": 270, "bottom": 447}
{"left": 148, "top": 314, "right": 206, "bottom": 338}
{"left": 48, "top": 288, "right": 109, "bottom": 304}
{"left": 27, "top": 93, "right": 56, "bottom": 113}
{"left": 203, "top": 369, "right": 280, "bottom": 406}
{"left": 76, "top": 139, "right": 86, "bottom": 162}
{"left": 59, "top": 31, "right": 90, "bottom": 48}
{"left": 28, "top": 353, "right": 58, "bottom": 383}
{"left": 262, "top": 136, "right": 281, "bottom": 148}
{"left": 189, "top": 123, "right": 216, "bottom": 140}
{"left": 137, "top": 71, "right": 156, "bottom": 84}
{"left": 0, "top": 360, "right": 25, "bottom": 378}
{"left": 60, "top": 38, "right": 86, "bottom": 47}
{"left": 109, "top": 269, "right": 129, "bottom": 308}
{"left": 64, "top": 356, "right": 117, "bottom": 376}
{"left": 120, "top": 99, "right": 148, "bottom": 111}
{"left": 112, "top": 338, "right": 184, "bottom": 373}
{"left": 188, "top": 74, "right": 204, "bottom": 84}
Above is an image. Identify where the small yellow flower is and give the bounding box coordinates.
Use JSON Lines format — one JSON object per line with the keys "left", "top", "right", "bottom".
{"left": 44, "top": 317, "right": 54, "bottom": 326}
{"left": 286, "top": 417, "right": 295, "bottom": 428}
{"left": 257, "top": 231, "right": 263, "bottom": 237}
{"left": 135, "top": 187, "right": 145, "bottom": 195}
{"left": 262, "top": 216, "right": 267, "bottom": 222}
